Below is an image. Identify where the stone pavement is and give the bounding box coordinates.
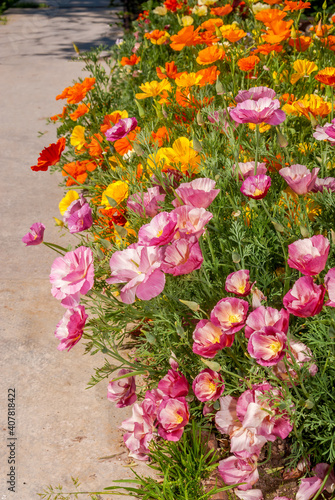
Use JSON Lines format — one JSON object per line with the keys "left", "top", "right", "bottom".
{"left": 0, "top": 2, "right": 148, "bottom": 499}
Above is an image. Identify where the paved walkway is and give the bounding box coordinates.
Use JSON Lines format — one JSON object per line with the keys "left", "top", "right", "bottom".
{"left": 0, "top": 3, "right": 147, "bottom": 499}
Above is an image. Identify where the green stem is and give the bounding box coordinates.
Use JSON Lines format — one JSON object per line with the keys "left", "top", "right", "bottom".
{"left": 254, "top": 124, "right": 260, "bottom": 174}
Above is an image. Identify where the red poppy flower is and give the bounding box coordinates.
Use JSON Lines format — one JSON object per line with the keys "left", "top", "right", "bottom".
{"left": 31, "top": 137, "right": 66, "bottom": 172}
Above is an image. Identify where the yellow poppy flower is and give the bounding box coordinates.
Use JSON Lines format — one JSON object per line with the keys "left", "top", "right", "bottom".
{"left": 135, "top": 80, "right": 172, "bottom": 100}
{"left": 59, "top": 190, "right": 79, "bottom": 215}
{"left": 101, "top": 181, "right": 129, "bottom": 207}
{"left": 181, "top": 15, "right": 194, "bottom": 27}
{"left": 159, "top": 137, "right": 201, "bottom": 174}
{"left": 290, "top": 60, "right": 318, "bottom": 85}
{"left": 175, "top": 72, "right": 203, "bottom": 88}
{"left": 283, "top": 94, "right": 331, "bottom": 119}
{"left": 70, "top": 125, "right": 86, "bottom": 150}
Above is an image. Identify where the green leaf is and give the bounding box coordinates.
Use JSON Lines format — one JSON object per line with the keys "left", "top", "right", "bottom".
{"left": 105, "top": 195, "right": 117, "bottom": 208}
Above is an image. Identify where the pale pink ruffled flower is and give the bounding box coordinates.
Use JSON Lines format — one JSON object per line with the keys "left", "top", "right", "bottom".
{"left": 107, "top": 369, "right": 137, "bottom": 408}
{"left": 234, "top": 489, "right": 264, "bottom": 500}
{"left": 296, "top": 463, "right": 335, "bottom": 500}
{"left": 313, "top": 118, "right": 335, "bottom": 143}
{"left": 235, "top": 87, "right": 277, "bottom": 103}
{"left": 324, "top": 267, "right": 335, "bottom": 306}
{"left": 54, "top": 305, "right": 88, "bottom": 351}
{"left": 158, "top": 369, "right": 189, "bottom": 398}
{"left": 247, "top": 326, "right": 287, "bottom": 366}
{"left": 121, "top": 402, "right": 156, "bottom": 460}
{"left": 245, "top": 306, "right": 289, "bottom": 339}
{"left": 138, "top": 211, "right": 177, "bottom": 246}
{"left": 50, "top": 246, "right": 94, "bottom": 308}
{"left": 233, "top": 161, "right": 267, "bottom": 180}
{"left": 225, "top": 270, "right": 253, "bottom": 297}
{"left": 171, "top": 205, "right": 213, "bottom": 239}
{"left": 279, "top": 164, "right": 319, "bottom": 195}
{"left": 22, "top": 222, "right": 45, "bottom": 246}
{"left": 161, "top": 236, "right": 203, "bottom": 276}
{"left": 106, "top": 244, "right": 165, "bottom": 304}
{"left": 273, "top": 340, "right": 318, "bottom": 381}
{"left": 172, "top": 178, "right": 220, "bottom": 208}
{"left": 105, "top": 117, "right": 138, "bottom": 142}
{"left": 240, "top": 175, "right": 271, "bottom": 200}
{"left": 251, "top": 287, "right": 267, "bottom": 309}
{"left": 192, "top": 319, "right": 234, "bottom": 359}
{"left": 218, "top": 454, "right": 259, "bottom": 491}
{"left": 312, "top": 177, "right": 335, "bottom": 192}
{"left": 288, "top": 235, "right": 330, "bottom": 276}
{"left": 283, "top": 276, "right": 325, "bottom": 318}
{"left": 63, "top": 195, "right": 93, "bottom": 234}
{"left": 229, "top": 98, "right": 285, "bottom": 125}
{"left": 192, "top": 368, "right": 224, "bottom": 402}
{"left": 211, "top": 297, "right": 249, "bottom": 334}
{"left": 157, "top": 397, "right": 190, "bottom": 441}
{"left": 127, "top": 186, "right": 166, "bottom": 218}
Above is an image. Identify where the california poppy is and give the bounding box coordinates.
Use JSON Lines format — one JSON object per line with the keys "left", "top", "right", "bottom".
{"left": 69, "top": 103, "right": 90, "bottom": 121}
{"left": 170, "top": 26, "right": 202, "bottom": 51}
{"left": 31, "top": 137, "right": 66, "bottom": 172}
{"left": 210, "top": 5, "right": 233, "bottom": 16}
{"left": 120, "top": 54, "right": 141, "bottom": 66}
{"left": 255, "top": 9, "right": 287, "bottom": 25}
{"left": 288, "top": 35, "right": 312, "bottom": 52}
{"left": 237, "top": 55, "right": 260, "bottom": 72}
{"left": 315, "top": 67, "right": 335, "bottom": 87}
{"left": 196, "top": 45, "right": 226, "bottom": 65}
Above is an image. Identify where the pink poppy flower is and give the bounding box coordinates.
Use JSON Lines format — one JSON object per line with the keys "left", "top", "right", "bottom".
{"left": 251, "top": 287, "right": 267, "bottom": 309}
{"left": 240, "top": 175, "right": 271, "bottom": 200}
{"left": 63, "top": 195, "right": 93, "bottom": 234}
{"left": 233, "top": 161, "right": 267, "bottom": 180}
{"left": 158, "top": 369, "right": 189, "bottom": 398}
{"left": 121, "top": 402, "right": 156, "bottom": 460}
{"left": 172, "top": 178, "right": 220, "bottom": 209}
{"left": 54, "top": 305, "right": 88, "bottom": 351}
{"left": 215, "top": 395, "right": 240, "bottom": 435}
{"left": 107, "top": 369, "right": 137, "bottom": 408}
{"left": 283, "top": 276, "right": 325, "bottom": 318}
{"left": 296, "top": 463, "right": 335, "bottom": 500}
{"left": 313, "top": 119, "right": 335, "bottom": 143}
{"left": 287, "top": 235, "right": 330, "bottom": 276}
{"left": 142, "top": 388, "right": 164, "bottom": 417}
{"left": 229, "top": 98, "right": 286, "bottom": 126}
{"left": 225, "top": 270, "right": 253, "bottom": 297}
{"left": 50, "top": 246, "right": 94, "bottom": 308}
{"left": 208, "top": 109, "right": 231, "bottom": 133}
{"left": 218, "top": 454, "right": 259, "bottom": 491}
{"left": 171, "top": 205, "right": 213, "bottom": 239}
{"left": 273, "top": 340, "right": 318, "bottom": 381}
{"left": 192, "top": 368, "right": 224, "bottom": 402}
{"left": 138, "top": 211, "right": 177, "bottom": 246}
{"left": 127, "top": 186, "right": 166, "bottom": 218}
{"left": 279, "top": 164, "right": 319, "bottom": 195}
{"left": 105, "top": 117, "right": 138, "bottom": 142}
{"left": 192, "top": 319, "right": 234, "bottom": 359}
{"left": 312, "top": 177, "right": 335, "bottom": 193}
{"left": 235, "top": 86, "right": 277, "bottom": 103}
{"left": 211, "top": 297, "right": 249, "bottom": 334}
{"left": 22, "top": 222, "right": 45, "bottom": 246}
{"left": 247, "top": 326, "right": 287, "bottom": 366}
{"left": 234, "top": 489, "right": 264, "bottom": 500}
{"left": 324, "top": 267, "right": 335, "bottom": 306}
{"left": 161, "top": 236, "right": 203, "bottom": 276}
{"left": 106, "top": 244, "right": 165, "bottom": 304}
{"left": 245, "top": 306, "right": 289, "bottom": 339}
{"left": 157, "top": 397, "right": 190, "bottom": 442}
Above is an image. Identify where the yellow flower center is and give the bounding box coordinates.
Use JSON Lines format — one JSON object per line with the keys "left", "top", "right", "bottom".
{"left": 254, "top": 188, "right": 263, "bottom": 196}
{"left": 156, "top": 229, "right": 163, "bottom": 237}
{"left": 228, "top": 314, "right": 240, "bottom": 324}
{"left": 175, "top": 413, "right": 183, "bottom": 424}
{"left": 270, "top": 341, "right": 281, "bottom": 354}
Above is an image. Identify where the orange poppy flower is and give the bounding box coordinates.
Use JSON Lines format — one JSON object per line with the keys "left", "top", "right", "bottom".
{"left": 69, "top": 103, "right": 90, "bottom": 121}
{"left": 120, "top": 54, "right": 141, "bottom": 66}
{"left": 164, "top": 0, "right": 183, "bottom": 12}
{"left": 100, "top": 110, "right": 128, "bottom": 134}
{"left": 283, "top": 94, "right": 332, "bottom": 119}
{"left": 66, "top": 83, "right": 87, "bottom": 104}
{"left": 30, "top": 137, "right": 66, "bottom": 172}
{"left": 62, "top": 160, "right": 88, "bottom": 186}
{"left": 87, "top": 133, "right": 104, "bottom": 157}
{"left": 288, "top": 35, "right": 312, "bottom": 51}
{"left": 310, "top": 22, "right": 332, "bottom": 37}
{"left": 114, "top": 129, "right": 139, "bottom": 156}
{"left": 201, "top": 18, "right": 224, "bottom": 31}
{"left": 50, "top": 106, "right": 67, "bottom": 122}
{"left": 321, "top": 35, "right": 335, "bottom": 51}
{"left": 82, "top": 77, "right": 96, "bottom": 92}
{"left": 196, "top": 65, "right": 220, "bottom": 86}
{"left": 253, "top": 43, "right": 283, "bottom": 55}
{"left": 196, "top": 45, "right": 226, "bottom": 65}
{"left": 210, "top": 5, "right": 233, "bottom": 16}
{"left": 261, "top": 19, "right": 293, "bottom": 43}
{"left": 280, "top": 93, "right": 296, "bottom": 105}
{"left": 221, "top": 28, "right": 247, "bottom": 43}
{"left": 263, "top": 0, "right": 282, "bottom": 4}
{"left": 151, "top": 126, "right": 170, "bottom": 147}
{"left": 199, "top": 31, "right": 220, "bottom": 46}
{"left": 315, "top": 67, "right": 335, "bottom": 86}
{"left": 237, "top": 55, "right": 260, "bottom": 72}
{"left": 255, "top": 9, "right": 287, "bottom": 25}
{"left": 156, "top": 61, "right": 181, "bottom": 80}
{"left": 283, "top": 0, "right": 310, "bottom": 10}
{"left": 170, "top": 26, "right": 202, "bottom": 51}
{"left": 145, "top": 29, "right": 170, "bottom": 44}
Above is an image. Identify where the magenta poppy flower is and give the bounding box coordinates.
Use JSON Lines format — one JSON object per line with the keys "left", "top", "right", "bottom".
{"left": 171, "top": 205, "right": 213, "bottom": 239}
{"left": 245, "top": 306, "right": 289, "bottom": 339}
{"left": 192, "top": 319, "right": 233, "bottom": 359}
{"left": 192, "top": 368, "right": 224, "bottom": 402}
{"left": 233, "top": 161, "right": 267, "bottom": 180}
{"left": 324, "top": 267, "right": 335, "bottom": 306}
{"left": 211, "top": 297, "right": 249, "bottom": 334}
{"left": 158, "top": 369, "right": 189, "bottom": 398}
{"left": 63, "top": 195, "right": 93, "bottom": 233}
{"left": 121, "top": 402, "right": 156, "bottom": 460}
{"left": 22, "top": 222, "right": 45, "bottom": 246}
{"left": 54, "top": 305, "right": 88, "bottom": 351}
{"left": 157, "top": 397, "right": 190, "bottom": 442}
{"left": 287, "top": 235, "right": 330, "bottom": 276}
{"left": 235, "top": 86, "right": 277, "bottom": 103}
{"left": 107, "top": 369, "right": 137, "bottom": 408}
{"left": 313, "top": 118, "right": 335, "bottom": 143}
{"left": 218, "top": 454, "right": 259, "bottom": 491}
{"left": 229, "top": 97, "right": 286, "bottom": 126}
{"left": 161, "top": 236, "right": 203, "bottom": 276}
{"left": 50, "top": 246, "right": 94, "bottom": 308}
{"left": 106, "top": 244, "right": 165, "bottom": 304}
{"left": 127, "top": 186, "right": 166, "bottom": 218}
{"left": 247, "top": 326, "right": 287, "bottom": 366}
{"left": 172, "top": 178, "right": 220, "bottom": 209}
{"left": 142, "top": 388, "right": 164, "bottom": 417}
{"left": 105, "top": 117, "right": 137, "bottom": 142}
{"left": 296, "top": 463, "right": 335, "bottom": 500}
{"left": 225, "top": 270, "right": 253, "bottom": 297}
{"left": 283, "top": 276, "right": 325, "bottom": 318}
{"left": 279, "top": 164, "right": 319, "bottom": 195}
{"left": 240, "top": 174, "right": 271, "bottom": 200}
{"left": 138, "top": 211, "right": 177, "bottom": 246}
{"left": 312, "top": 177, "right": 335, "bottom": 193}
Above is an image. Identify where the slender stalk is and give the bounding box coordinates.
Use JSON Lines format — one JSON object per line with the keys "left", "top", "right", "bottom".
{"left": 254, "top": 124, "right": 260, "bottom": 174}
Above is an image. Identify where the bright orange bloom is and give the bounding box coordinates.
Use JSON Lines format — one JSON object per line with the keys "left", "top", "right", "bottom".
{"left": 281, "top": 93, "right": 296, "bottom": 105}
{"left": 263, "top": 0, "right": 282, "bottom": 4}
{"left": 288, "top": 35, "right": 312, "bottom": 51}
{"left": 283, "top": 0, "right": 310, "bottom": 10}
{"left": 50, "top": 106, "right": 67, "bottom": 122}
{"left": 310, "top": 22, "right": 332, "bottom": 37}
{"left": 151, "top": 126, "right": 170, "bottom": 147}
{"left": 175, "top": 72, "right": 203, "bottom": 88}
{"left": 170, "top": 26, "right": 202, "bottom": 51}
{"left": 114, "top": 130, "right": 138, "bottom": 156}
{"left": 56, "top": 78, "right": 95, "bottom": 103}
{"left": 145, "top": 29, "right": 170, "bottom": 44}
{"left": 69, "top": 103, "right": 90, "bottom": 121}
{"left": 196, "top": 65, "right": 220, "bottom": 86}
{"left": 201, "top": 18, "right": 223, "bottom": 31}
{"left": 87, "top": 133, "right": 104, "bottom": 158}
{"left": 120, "top": 54, "right": 141, "bottom": 66}
{"left": 262, "top": 19, "right": 293, "bottom": 43}
{"left": 283, "top": 94, "right": 332, "bottom": 119}
{"left": 196, "top": 45, "right": 226, "bottom": 65}
{"left": 253, "top": 43, "right": 283, "bottom": 55}
{"left": 315, "top": 67, "right": 335, "bottom": 86}
{"left": 321, "top": 36, "right": 335, "bottom": 51}
{"left": 255, "top": 9, "right": 287, "bottom": 25}
{"left": 210, "top": 5, "right": 233, "bottom": 16}
{"left": 82, "top": 77, "right": 96, "bottom": 92}
{"left": 31, "top": 137, "right": 66, "bottom": 172}
{"left": 221, "top": 28, "right": 247, "bottom": 43}
{"left": 156, "top": 61, "right": 181, "bottom": 80}
{"left": 62, "top": 159, "right": 96, "bottom": 186}
{"left": 164, "top": 0, "right": 183, "bottom": 12}
{"left": 199, "top": 31, "right": 220, "bottom": 46}
{"left": 237, "top": 55, "right": 260, "bottom": 72}
{"left": 100, "top": 110, "right": 128, "bottom": 134}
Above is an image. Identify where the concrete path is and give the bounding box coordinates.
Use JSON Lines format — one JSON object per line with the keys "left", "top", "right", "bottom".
{"left": 0, "top": 3, "right": 148, "bottom": 499}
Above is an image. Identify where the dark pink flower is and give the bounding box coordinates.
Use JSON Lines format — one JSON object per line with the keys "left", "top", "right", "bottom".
{"left": 245, "top": 306, "right": 289, "bottom": 339}
{"left": 172, "top": 205, "right": 213, "bottom": 239}
{"left": 50, "top": 246, "right": 94, "bottom": 308}
{"left": 138, "top": 211, "right": 177, "bottom": 246}
{"left": 161, "top": 236, "right": 203, "bottom": 276}
{"left": 240, "top": 175, "right": 271, "bottom": 200}
{"left": 106, "top": 244, "right": 165, "bottom": 304}
{"left": 172, "top": 178, "right": 220, "bottom": 209}
{"left": 142, "top": 388, "right": 164, "bottom": 417}
{"left": 218, "top": 454, "right": 259, "bottom": 491}
{"left": 127, "top": 186, "right": 166, "bottom": 218}
{"left": 288, "top": 235, "right": 330, "bottom": 276}
{"left": 279, "top": 164, "right": 319, "bottom": 195}
{"left": 63, "top": 195, "right": 93, "bottom": 233}
{"left": 233, "top": 161, "right": 267, "bottom": 180}
{"left": 158, "top": 369, "right": 189, "bottom": 398}
{"left": 283, "top": 276, "right": 325, "bottom": 318}
{"left": 157, "top": 397, "right": 189, "bottom": 441}
{"left": 105, "top": 117, "right": 138, "bottom": 142}
{"left": 192, "top": 368, "right": 224, "bottom": 402}
{"left": 192, "top": 319, "right": 233, "bottom": 358}
{"left": 312, "top": 177, "right": 335, "bottom": 193}
{"left": 54, "top": 305, "right": 88, "bottom": 351}
{"left": 235, "top": 86, "right": 277, "bottom": 103}
{"left": 324, "top": 267, "right": 335, "bottom": 306}
{"left": 121, "top": 402, "right": 156, "bottom": 460}
{"left": 107, "top": 369, "right": 137, "bottom": 408}
{"left": 211, "top": 297, "right": 249, "bottom": 334}
{"left": 247, "top": 326, "right": 287, "bottom": 366}
{"left": 225, "top": 270, "right": 253, "bottom": 297}
{"left": 22, "top": 222, "right": 45, "bottom": 246}
{"left": 229, "top": 97, "right": 285, "bottom": 125}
